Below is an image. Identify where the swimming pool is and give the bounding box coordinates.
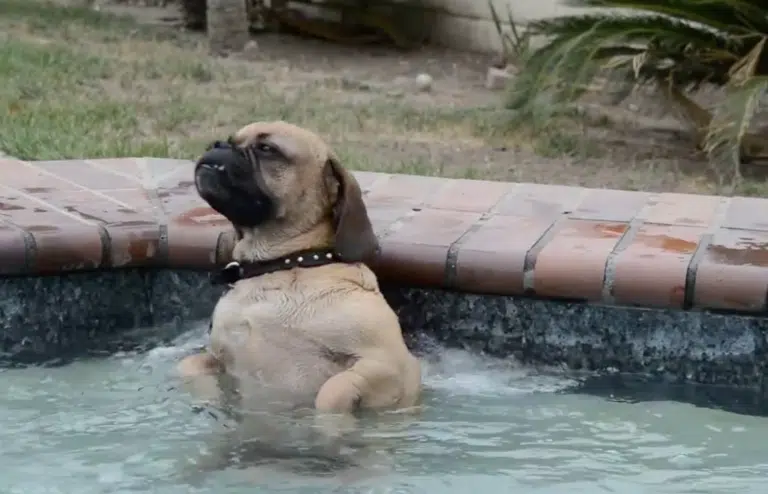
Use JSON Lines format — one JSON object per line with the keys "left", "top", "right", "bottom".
{"left": 1, "top": 324, "right": 766, "bottom": 494}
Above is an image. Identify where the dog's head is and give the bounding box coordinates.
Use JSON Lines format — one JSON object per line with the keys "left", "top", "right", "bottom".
{"left": 194, "top": 121, "right": 378, "bottom": 263}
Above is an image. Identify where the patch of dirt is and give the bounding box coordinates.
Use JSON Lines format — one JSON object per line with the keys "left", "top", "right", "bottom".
{"left": 72, "top": 1, "right": 768, "bottom": 194}
{"left": 104, "top": 2, "right": 498, "bottom": 106}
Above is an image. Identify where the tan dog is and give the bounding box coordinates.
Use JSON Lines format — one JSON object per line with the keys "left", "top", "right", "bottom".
{"left": 177, "top": 121, "right": 422, "bottom": 436}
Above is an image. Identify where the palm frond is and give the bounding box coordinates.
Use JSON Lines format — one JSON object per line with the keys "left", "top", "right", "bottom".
{"left": 562, "top": 0, "right": 768, "bottom": 33}
{"left": 533, "top": 14, "right": 740, "bottom": 72}
{"left": 705, "top": 38, "right": 768, "bottom": 169}
{"left": 526, "top": 13, "right": 736, "bottom": 52}
{"left": 505, "top": 0, "right": 768, "bottom": 172}
{"left": 705, "top": 77, "right": 768, "bottom": 170}
{"left": 508, "top": 13, "right": 742, "bottom": 112}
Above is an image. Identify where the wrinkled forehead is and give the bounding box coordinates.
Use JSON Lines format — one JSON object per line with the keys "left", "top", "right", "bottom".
{"left": 233, "top": 121, "right": 330, "bottom": 166}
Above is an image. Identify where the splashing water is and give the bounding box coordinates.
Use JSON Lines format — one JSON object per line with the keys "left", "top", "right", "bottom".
{"left": 0, "top": 324, "right": 767, "bottom": 494}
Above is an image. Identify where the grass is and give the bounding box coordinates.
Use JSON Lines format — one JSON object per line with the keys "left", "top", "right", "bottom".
{"left": 1, "top": 0, "right": 767, "bottom": 195}
{"left": 0, "top": 0, "right": 515, "bottom": 175}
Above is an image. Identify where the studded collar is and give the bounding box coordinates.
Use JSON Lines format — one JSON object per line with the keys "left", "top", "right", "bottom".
{"left": 210, "top": 248, "right": 340, "bottom": 286}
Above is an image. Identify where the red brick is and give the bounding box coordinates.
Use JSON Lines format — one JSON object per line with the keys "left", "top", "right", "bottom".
{"left": 643, "top": 193, "right": 721, "bottom": 227}
{"left": 693, "top": 228, "right": 768, "bottom": 311}
{"left": 611, "top": 225, "right": 704, "bottom": 308}
{"left": 454, "top": 214, "right": 556, "bottom": 295}
{"left": 533, "top": 220, "right": 627, "bottom": 300}
{"left": 376, "top": 208, "right": 481, "bottom": 287}
{"left": 426, "top": 179, "right": 513, "bottom": 212}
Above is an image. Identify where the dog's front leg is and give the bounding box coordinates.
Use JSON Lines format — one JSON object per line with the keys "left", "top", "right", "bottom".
{"left": 313, "top": 358, "right": 400, "bottom": 443}
{"left": 176, "top": 351, "right": 226, "bottom": 406}
{"left": 315, "top": 358, "right": 401, "bottom": 413}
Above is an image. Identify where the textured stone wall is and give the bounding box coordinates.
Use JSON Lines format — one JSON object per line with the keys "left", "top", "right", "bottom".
{"left": 385, "top": 288, "right": 768, "bottom": 389}
{"left": 0, "top": 270, "right": 224, "bottom": 366}
{"left": 1, "top": 270, "right": 767, "bottom": 392}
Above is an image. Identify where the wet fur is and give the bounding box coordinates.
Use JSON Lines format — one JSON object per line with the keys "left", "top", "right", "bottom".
{"left": 176, "top": 121, "right": 422, "bottom": 471}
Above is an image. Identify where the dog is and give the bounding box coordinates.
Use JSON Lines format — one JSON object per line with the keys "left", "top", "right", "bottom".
{"left": 175, "top": 121, "right": 422, "bottom": 472}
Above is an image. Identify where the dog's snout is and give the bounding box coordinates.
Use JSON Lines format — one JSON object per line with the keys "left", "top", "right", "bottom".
{"left": 198, "top": 162, "right": 225, "bottom": 172}
{"left": 197, "top": 146, "right": 240, "bottom": 173}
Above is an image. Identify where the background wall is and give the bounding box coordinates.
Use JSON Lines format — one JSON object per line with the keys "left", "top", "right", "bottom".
{"left": 422, "top": 0, "right": 597, "bottom": 53}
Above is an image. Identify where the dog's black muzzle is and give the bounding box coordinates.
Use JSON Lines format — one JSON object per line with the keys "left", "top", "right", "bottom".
{"left": 194, "top": 139, "right": 275, "bottom": 227}
{"left": 195, "top": 139, "right": 251, "bottom": 180}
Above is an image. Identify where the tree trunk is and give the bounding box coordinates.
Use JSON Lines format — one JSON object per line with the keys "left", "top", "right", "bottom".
{"left": 180, "top": 0, "right": 207, "bottom": 31}
{"left": 207, "top": 0, "right": 250, "bottom": 55}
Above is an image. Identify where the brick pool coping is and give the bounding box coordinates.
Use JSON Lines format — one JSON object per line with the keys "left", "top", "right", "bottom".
{"left": 1, "top": 156, "right": 767, "bottom": 315}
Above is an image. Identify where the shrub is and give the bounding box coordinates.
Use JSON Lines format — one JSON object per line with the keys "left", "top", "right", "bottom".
{"left": 507, "top": 0, "right": 768, "bottom": 180}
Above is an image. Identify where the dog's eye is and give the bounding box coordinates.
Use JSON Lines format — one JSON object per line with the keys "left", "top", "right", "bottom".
{"left": 255, "top": 143, "right": 276, "bottom": 154}
{"left": 207, "top": 140, "right": 227, "bottom": 150}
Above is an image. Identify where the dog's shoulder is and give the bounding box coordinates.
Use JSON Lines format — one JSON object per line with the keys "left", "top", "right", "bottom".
{"left": 319, "top": 262, "right": 379, "bottom": 293}
{"left": 320, "top": 266, "right": 404, "bottom": 342}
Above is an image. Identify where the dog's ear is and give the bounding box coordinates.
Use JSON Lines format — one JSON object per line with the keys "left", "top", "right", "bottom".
{"left": 326, "top": 157, "right": 378, "bottom": 263}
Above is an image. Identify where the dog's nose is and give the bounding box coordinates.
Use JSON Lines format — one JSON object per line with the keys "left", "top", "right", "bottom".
{"left": 197, "top": 146, "right": 239, "bottom": 172}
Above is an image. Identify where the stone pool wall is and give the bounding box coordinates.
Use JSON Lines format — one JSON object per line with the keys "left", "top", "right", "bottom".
{"left": 1, "top": 268, "right": 766, "bottom": 390}
{"left": 1, "top": 157, "right": 767, "bottom": 389}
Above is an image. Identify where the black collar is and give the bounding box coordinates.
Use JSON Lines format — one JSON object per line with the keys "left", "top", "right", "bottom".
{"left": 210, "top": 248, "right": 339, "bottom": 285}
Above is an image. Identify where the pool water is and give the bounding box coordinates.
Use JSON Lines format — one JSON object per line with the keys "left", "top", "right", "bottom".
{"left": 1, "top": 324, "right": 767, "bottom": 494}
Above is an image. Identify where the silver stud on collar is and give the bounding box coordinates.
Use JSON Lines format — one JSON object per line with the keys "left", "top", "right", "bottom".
{"left": 284, "top": 258, "right": 290, "bottom": 264}
{"left": 313, "top": 254, "right": 319, "bottom": 260}
{"left": 297, "top": 256, "right": 304, "bottom": 262}
{"left": 326, "top": 253, "right": 333, "bottom": 259}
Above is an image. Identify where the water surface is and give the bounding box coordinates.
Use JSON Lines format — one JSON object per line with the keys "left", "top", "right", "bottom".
{"left": 1, "top": 325, "right": 766, "bottom": 494}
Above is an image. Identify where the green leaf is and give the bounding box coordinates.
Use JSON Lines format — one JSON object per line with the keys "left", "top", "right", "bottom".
{"left": 562, "top": 0, "right": 768, "bottom": 34}
{"left": 705, "top": 75, "right": 768, "bottom": 169}
{"left": 507, "top": 0, "right": 768, "bottom": 152}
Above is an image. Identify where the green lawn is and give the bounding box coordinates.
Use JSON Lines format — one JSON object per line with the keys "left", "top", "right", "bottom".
{"left": 2, "top": 0, "right": 766, "bottom": 196}
{"left": 0, "top": 0, "right": 506, "bottom": 173}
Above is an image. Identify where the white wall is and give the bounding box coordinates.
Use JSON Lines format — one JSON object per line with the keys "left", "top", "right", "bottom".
{"left": 424, "top": 0, "right": 597, "bottom": 53}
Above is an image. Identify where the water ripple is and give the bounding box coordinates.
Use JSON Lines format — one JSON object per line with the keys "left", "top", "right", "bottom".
{"left": 0, "top": 327, "right": 767, "bottom": 493}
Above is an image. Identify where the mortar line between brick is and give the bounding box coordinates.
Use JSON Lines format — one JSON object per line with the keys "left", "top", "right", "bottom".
{"left": 374, "top": 179, "right": 455, "bottom": 241}
{"left": 95, "top": 225, "right": 112, "bottom": 269}
{"left": 21, "top": 160, "right": 138, "bottom": 210}
{"left": 377, "top": 211, "right": 419, "bottom": 241}
{"left": 215, "top": 231, "right": 231, "bottom": 265}
{"left": 521, "top": 221, "right": 561, "bottom": 294}
{"left": 720, "top": 225, "right": 768, "bottom": 234}
{"left": 683, "top": 197, "right": 732, "bottom": 310}
{"left": 0, "top": 184, "right": 95, "bottom": 226}
{"left": 1, "top": 183, "right": 115, "bottom": 271}
{"left": 137, "top": 159, "right": 170, "bottom": 266}
{"left": 155, "top": 224, "right": 170, "bottom": 267}
{"left": 83, "top": 159, "right": 144, "bottom": 187}
{"left": 443, "top": 216, "right": 489, "bottom": 288}
{"left": 522, "top": 188, "right": 591, "bottom": 294}
{"left": 362, "top": 175, "right": 398, "bottom": 252}
{"left": 21, "top": 229, "right": 37, "bottom": 274}
{"left": 600, "top": 194, "right": 659, "bottom": 305}
{"left": 764, "top": 272, "right": 768, "bottom": 317}
{"left": 442, "top": 186, "right": 515, "bottom": 289}
{"left": 361, "top": 173, "right": 393, "bottom": 197}
{"left": 145, "top": 160, "right": 193, "bottom": 189}
{"left": 0, "top": 218, "right": 36, "bottom": 274}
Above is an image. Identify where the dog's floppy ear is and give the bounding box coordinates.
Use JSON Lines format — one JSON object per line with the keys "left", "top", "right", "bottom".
{"left": 326, "top": 157, "right": 378, "bottom": 263}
